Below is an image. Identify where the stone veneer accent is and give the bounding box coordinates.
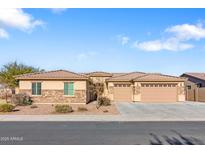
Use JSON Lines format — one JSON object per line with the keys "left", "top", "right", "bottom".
{"left": 19, "top": 90, "right": 87, "bottom": 104}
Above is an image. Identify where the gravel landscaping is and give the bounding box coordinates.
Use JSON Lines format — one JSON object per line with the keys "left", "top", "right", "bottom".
{"left": 0, "top": 102, "right": 118, "bottom": 115}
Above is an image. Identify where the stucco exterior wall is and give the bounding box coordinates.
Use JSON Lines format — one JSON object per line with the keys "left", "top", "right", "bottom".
{"left": 19, "top": 80, "right": 86, "bottom": 90}
{"left": 18, "top": 80, "right": 88, "bottom": 104}
{"left": 133, "top": 82, "right": 141, "bottom": 102}
{"left": 107, "top": 82, "right": 114, "bottom": 101}
{"left": 198, "top": 88, "right": 205, "bottom": 102}
{"left": 177, "top": 82, "right": 186, "bottom": 101}
{"left": 90, "top": 77, "right": 109, "bottom": 83}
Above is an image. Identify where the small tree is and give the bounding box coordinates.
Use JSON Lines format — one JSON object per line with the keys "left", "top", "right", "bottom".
{"left": 0, "top": 61, "right": 43, "bottom": 102}
{"left": 88, "top": 79, "right": 104, "bottom": 101}
{"left": 94, "top": 83, "right": 104, "bottom": 98}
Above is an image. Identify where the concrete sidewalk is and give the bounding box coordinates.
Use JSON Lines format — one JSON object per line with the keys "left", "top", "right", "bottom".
{"left": 1, "top": 114, "right": 205, "bottom": 121}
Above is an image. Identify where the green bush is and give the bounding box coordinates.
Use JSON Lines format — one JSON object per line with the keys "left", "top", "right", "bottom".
{"left": 97, "top": 96, "right": 111, "bottom": 109}
{"left": 0, "top": 104, "right": 15, "bottom": 112}
{"left": 30, "top": 105, "right": 38, "bottom": 109}
{"left": 11, "top": 93, "right": 32, "bottom": 106}
{"left": 55, "top": 105, "right": 73, "bottom": 113}
{"left": 77, "top": 107, "right": 88, "bottom": 112}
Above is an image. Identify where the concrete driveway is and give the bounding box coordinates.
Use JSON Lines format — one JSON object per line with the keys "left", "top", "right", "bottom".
{"left": 116, "top": 102, "right": 205, "bottom": 121}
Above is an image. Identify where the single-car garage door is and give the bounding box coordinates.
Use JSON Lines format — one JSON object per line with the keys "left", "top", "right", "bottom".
{"left": 114, "top": 84, "right": 132, "bottom": 102}
{"left": 141, "top": 83, "right": 177, "bottom": 102}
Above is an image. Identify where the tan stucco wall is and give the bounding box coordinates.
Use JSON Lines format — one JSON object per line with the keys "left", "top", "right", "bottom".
{"left": 198, "top": 88, "right": 205, "bottom": 102}
{"left": 133, "top": 82, "right": 141, "bottom": 102}
{"left": 19, "top": 80, "right": 86, "bottom": 90}
{"left": 177, "top": 82, "right": 185, "bottom": 102}
{"left": 107, "top": 82, "right": 114, "bottom": 101}
{"left": 90, "top": 77, "right": 109, "bottom": 83}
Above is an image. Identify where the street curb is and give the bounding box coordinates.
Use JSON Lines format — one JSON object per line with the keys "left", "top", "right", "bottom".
{"left": 1, "top": 115, "right": 205, "bottom": 121}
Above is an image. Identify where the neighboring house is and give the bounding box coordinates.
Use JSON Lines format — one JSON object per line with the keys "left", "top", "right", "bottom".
{"left": 0, "top": 83, "right": 12, "bottom": 99}
{"left": 181, "top": 73, "right": 205, "bottom": 102}
{"left": 16, "top": 70, "right": 186, "bottom": 104}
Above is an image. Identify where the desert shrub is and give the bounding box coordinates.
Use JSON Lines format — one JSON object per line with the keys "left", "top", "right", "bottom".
{"left": 11, "top": 93, "right": 32, "bottom": 106}
{"left": 30, "top": 105, "right": 38, "bottom": 109}
{"left": 55, "top": 105, "right": 73, "bottom": 113}
{"left": 97, "top": 96, "right": 111, "bottom": 109}
{"left": 0, "top": 104, "right": 15, "bottom": 112}
{"left": 77, "top": 107, "right": 88, "bottom": 112}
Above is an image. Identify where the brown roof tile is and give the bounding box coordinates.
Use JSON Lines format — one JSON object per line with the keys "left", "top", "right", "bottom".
{"left": 134, "top": 73, "right": 185, "bottom": 82}
{"left": 112, "top": 73, "right": 127, "bottom": 77}
{"left": 182, "top": 72, "right": 205, "bottom": 81}
{"left": 15, "top": 70, "right": 88, "bottom": 80}
{"left": 85, "top": 71, "right": 113, "bottom": 77}
{"left": 106, "top": 72, "right": 146, "bottom": 82}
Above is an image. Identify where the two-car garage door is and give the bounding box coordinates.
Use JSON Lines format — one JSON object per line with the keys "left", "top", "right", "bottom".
{"left": 113, "top": 83, "right": 178, "bottom": 102}
{"left": 141, "top": 83, "right": 177, "bottom": 102}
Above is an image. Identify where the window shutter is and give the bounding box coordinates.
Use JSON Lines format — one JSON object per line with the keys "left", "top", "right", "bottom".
{"left": 37, "top": 82, "right": 41, "bottom": 95}
{"left": 32, "top": 83, "right": 36, "bottom": 95}
{"left": 64, "top": 83, "right": 68, "bottom": 95}
{"left": 68, "top": 82, "right": 74, "bottom": 95}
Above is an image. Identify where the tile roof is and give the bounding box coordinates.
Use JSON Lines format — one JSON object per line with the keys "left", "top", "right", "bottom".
{"left": 106, "top": 72, "right": 185, "bottom": 82}
{"left": 106, "top": 72, "right": 146, "bottom": 81}
{"left": 112, "top": 73, "right": 127, "bottom": 77}
{"left": 15, "top": 70, "right": 88, "bottom": 80}
{"left": 84, "top": 71, "right": 113, "bottom": 77}
{"left": 134, "top": 73, "right": 185, "bottom": 82}
{"left": 182, "top": 72, "right": 205, "bottom": 81}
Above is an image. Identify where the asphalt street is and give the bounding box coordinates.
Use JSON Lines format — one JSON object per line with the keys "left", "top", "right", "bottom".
{"left": 0, "top": 121, "right": 205, "bottom": 145}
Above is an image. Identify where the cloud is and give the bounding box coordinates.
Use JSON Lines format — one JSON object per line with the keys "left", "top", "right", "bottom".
{"left": 133, "top": 22, "right": 205, "bottom": 52}
{"left": 117, "top": 35, "right": 130, "bottom": 45}
{"left": 134, "top": 39, "right": 193, "bottom": 52}
{"left": 0, "top": 28, "right": 9, "bottom": 39}
{"left": 0, "top": 9, "right": 44, "bottom": 39}
{"left": 166, "top": 23, "right": 205, "bottom": 41}
{"left": 50, "top": 9, "right": 67, "bottom": 14}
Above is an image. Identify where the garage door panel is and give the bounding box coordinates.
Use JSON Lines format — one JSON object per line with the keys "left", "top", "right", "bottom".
{"left": 141, "top": 87, "right": 177, "bottom": 103}
{"left": 114, "top": 87, "right": 132, "bottom": 102}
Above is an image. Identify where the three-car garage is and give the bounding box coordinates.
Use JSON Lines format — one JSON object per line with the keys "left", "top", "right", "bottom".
{"left": 107, "top": 73, "right": 185, "bottom": 103}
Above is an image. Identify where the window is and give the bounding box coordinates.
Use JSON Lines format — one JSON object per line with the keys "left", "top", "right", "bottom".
{"left": 197, "top": 83, "right": 202, "bottom": 88}
{"left": 32, "top": 82, "right": 41, "bottom": 95}
{"left": 64, "top": 82, "right": 74, "bottom": 96}
{"left": 187, "top": 85, "right": 191, "bottom": 90}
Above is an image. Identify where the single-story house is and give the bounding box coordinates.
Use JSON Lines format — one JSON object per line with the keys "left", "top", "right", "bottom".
{"left": 181, "top": 73, "right": 205, "bottom": 102}
{"left": 16, "top": 70, "right": 186, "bottom": 104}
